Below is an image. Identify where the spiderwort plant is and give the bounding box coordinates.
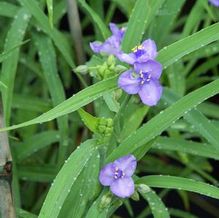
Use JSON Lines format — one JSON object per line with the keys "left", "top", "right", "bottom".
{"left": 99, "top": 154, "right": 137, "bottom": 198}
{"left": 90, "top": 23, "right": 163, "bottom": 106}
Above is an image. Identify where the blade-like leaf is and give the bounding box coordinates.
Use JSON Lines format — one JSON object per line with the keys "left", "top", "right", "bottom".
{"left": 122, "top": 0, "right": 165, "bottom": 52}
{"left": 137, "top": 175, "right": 219, "bottom": 199}
{"left": 38, "top": 139, "right": 98, "bottom": 218}
{"left": 138, "top": 185, "right": 170, "bottom": 218}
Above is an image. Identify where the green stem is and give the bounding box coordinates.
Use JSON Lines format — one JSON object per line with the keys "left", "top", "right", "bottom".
{"left": 67, "top": 0, "right": 86, "bottom": 65}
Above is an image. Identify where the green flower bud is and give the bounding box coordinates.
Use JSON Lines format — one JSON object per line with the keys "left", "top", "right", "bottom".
{"left": 137, "top": 184, "right": 151, "bottom": 194}
{"left": 131, "top": 190, "right": 140, "bottom": 201}
{"left": 107, "top": 55, "right": 115, "bottom": 66}
{"left": 99, "top": 192, "right": 113, "bottom": 209}
{"left": 74, "top": 65, "right": 88, "bottom": 74}
{"left": 115, "top": 65, "right": 127, "bottom": 73}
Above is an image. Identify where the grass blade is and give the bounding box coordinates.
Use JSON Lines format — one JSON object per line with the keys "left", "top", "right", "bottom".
{"left": 33, "top": 33, "right": 69, "bottom": 164}
{"left": 137, "top": 175, "right": 219, "bottom": 200}
{"left": 0, "top": 76, "right": 117, "bottom": 132}
{"left": 38, "top": 139, "right": 98, "bottom": 218}
{"left": 138, "top": 186, "right": 170, "bottom": 218}
{"left": 0, "top": 8, "right": 30, "bottom": 125}
{"left": 152, "top": 137, "right": 219, "bottom": 160}
{"left": 157, "top": 22, "right": 219, "bottom": 68}
{"left": 122, "top": 0, "right": 165, "bottom": 52}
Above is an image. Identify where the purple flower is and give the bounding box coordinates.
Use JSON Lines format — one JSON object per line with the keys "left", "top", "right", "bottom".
{"left": 117, "top": 39, "right": 157, "bottom": 65}
{"left": 118, "top": 60, "right": 163, "bottom": 106}
{"left": 209, "top": 0, "right": 219, "bottom": 7}
{"left": 99, "top": 154, "right": 137, "bottom": 198}
{"left": 90, "top": 23, "right": 125, "bottom": 55}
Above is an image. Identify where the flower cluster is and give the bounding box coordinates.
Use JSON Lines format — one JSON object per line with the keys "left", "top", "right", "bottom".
{"left": 90, "top": 23, "right": 163, "bottom": 106}
{"left": 99, "top": 154, "right": 137, "bottom": 198}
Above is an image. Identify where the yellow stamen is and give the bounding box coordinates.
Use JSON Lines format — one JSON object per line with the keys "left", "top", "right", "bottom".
{"left": 132, "top": 45, "right": 143, "bottom": 53}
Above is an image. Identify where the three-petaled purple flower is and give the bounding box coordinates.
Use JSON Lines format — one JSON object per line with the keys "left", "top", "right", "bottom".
{"left": 209, "top": 0, "right": 219, "bottom": 7}
{"left": 99, "top": 154, "right": 137, "bottom": 198}
{"left": 90, "top": 23, "right": 125, "bottom": 55}
{"left": 118, "top": 60, "right": 162, "bottom": 106}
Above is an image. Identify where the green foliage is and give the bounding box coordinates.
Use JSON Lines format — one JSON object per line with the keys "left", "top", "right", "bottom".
{"left": 0, "top": 0, "right": 219, "bottom": 217}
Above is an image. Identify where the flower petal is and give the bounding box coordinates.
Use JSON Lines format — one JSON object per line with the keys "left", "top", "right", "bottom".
{"left": 138, "top": 79, "right": 163, "bottom": 106}
{"left": 110, "top": 177, "right": 135, "bottom": 198}
{"left": 109, "top": 23, "right": 120, "bottom": 37}
{"left": 90, "top": 41, "right": 103, "bottom": 53}
{"left": 209, "top": 0, "right": 219, "bottom": 7}
{"left": 117, "top": 52, "right": 136, "bottom": 64}
{"left": 142, "top": 39, "right": 157, "bottom": 59}
{"left": 90, "top": 37, "right": 121, "bottom": 56}
{"left": 134, "top": 60, "right": 162, "bottom": 79}
{"left": 114, "top": 154, "right": 137, "bottom": 176}
{"left": 99, "top": 163, "right": 115, "bottom": 186}
{"left": 118, "top": 70, "right": 141, "bottom": 94}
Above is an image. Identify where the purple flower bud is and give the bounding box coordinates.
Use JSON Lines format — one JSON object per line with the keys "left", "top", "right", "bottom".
{"left": 90, "top": 23, "right": 125, "bottom": 55}
{"left": 99, "top": 154, "right": 137, "bottom": 198}
{"left": 209, "top": 0, "right": 219, "bottom": 7}
{"left": 118, "top": 60, "right": 163, "bottom": 106}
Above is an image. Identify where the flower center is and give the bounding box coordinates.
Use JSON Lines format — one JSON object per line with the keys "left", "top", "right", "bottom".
{"left": 132, "top": 45, "right": 145, "bottom": 58}
{"left": 139, "top": 71, "right": 151, "bottom": 85}
{"left": 114, "top": 167, "right": 125, "bottom": 179}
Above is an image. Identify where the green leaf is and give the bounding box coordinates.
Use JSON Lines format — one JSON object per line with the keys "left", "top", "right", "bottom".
{"left": 137, "top": 175, "right": 219, "bottom": 200}
{"left": 38, "top": 139, "right": 98, "bottom": 218}
{"left": 0, "top": 76, "right": 117, "bottom": 132}
{"left": 46, "top": 0, "right": 53, "bottom": 28}
{"left": 120, "top": 102, "right": 149, "bottom": 141}
{"left": 33, "top": 33, "right": 69, "bottom": 163}
{"left": 157, "top": 22, "right": 219, "bottom": 68}
{"left": 112, "top": 0, "right": 135, "bottom": 16}
{"left": 149, "top": 0, "right": 186, "bottom": 44}
{"left": 12, "top": 94, "right": 51, "bottom": 112}
{"left": 122, "top": 0, "right": 165, "bottom": 52}
{"left": 103, "top": 92, "right": 120, "bottom": 113}
{"left": 0, "top": 40, "right": 30, "bottom": 64}
{"left": 169, "top": 208, "right": 198, "bottom": 218}
{"left": 18, "top": 165, "right": 57, "bottom": 182}
{"left": 152, "top": 137, "right": 219, "bottom": 160}
{"left": 0, "top": 8, "right": 31, "bottom": 125}
{"left": 138, "top": 185, "right": 170, "bottom": 218}
{"left": 77, "top": 0, "right": 110, "bottom": 39}
{"left": 14, "top": 131, "right": 60, "bottom": 161}
{"left": 107, "top": 78, "right": 219, "bottom": 162}
{"left": 85, "top": 191, "right": 122, "bottom": 218}
{"left": 0, "top": 2, "right": 19, "bottom": 18}
{"left": 198, "top": 102, "right": 219, "bottom": 119}
{"left": 58, "top": 149, "right": 100, "bottom": 218}
{"left": 18, "top": 0, "right": 75, "bottom": 68}
{"left": 163, "top": 88, "right": 219, "bottom": 151}
{"left": 17, "top": 208, "right": 38, "bottom": 218}
{"left": 78, "top": 108, "right": 98, "bottom": 133}
{"left": 181, "top": 0, "right": 204, "bottom": 37}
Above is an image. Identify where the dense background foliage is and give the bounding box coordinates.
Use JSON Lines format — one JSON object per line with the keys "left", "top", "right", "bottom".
{"left": 0, "top": 0, "right": 219, "bottom": 217}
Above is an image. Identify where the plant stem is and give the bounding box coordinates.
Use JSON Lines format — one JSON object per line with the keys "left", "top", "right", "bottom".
{"left": 67, "top": 0, "right": 86, "bottom": 65}
{"left": 0, "top": 104, "right": 15, "bottom": 218}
